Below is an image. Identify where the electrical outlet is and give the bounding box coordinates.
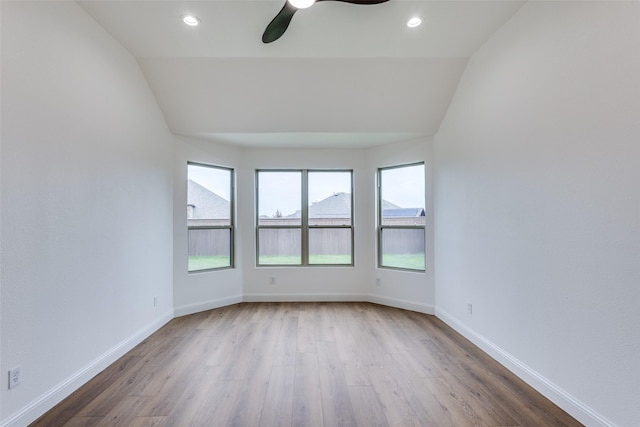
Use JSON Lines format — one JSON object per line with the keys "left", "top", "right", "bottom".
{"left": 376, "top": 278, "right": 382, "bottom": 286}
{"left": 467, "top": 302, "right": 473, "bottom": 315}
{"left": 153, "top": 296, "right": 158, "bottom": 307}
{"left": 270, "top": 276, "right": 276, "bottom": 285}
{"left": 9, "top": 366, "right": 22, "bottom": 389}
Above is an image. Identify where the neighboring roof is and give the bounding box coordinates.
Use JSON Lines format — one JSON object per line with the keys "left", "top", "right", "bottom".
{"left": 287, "top": 192, "right": 351, "bottom": 219}
{"left": 285, "top": 193, "right": 417, "bottom": 219}
{"left": 383, "top": 208, "right": 425, "bottom": 217}
{"left": 187, "top": 179, "right": 230, "bottom": 219}
{"left": 187, "top": 184, "right": 422, "bottom": 220}
{"left": 310, "top": 192, "right": 352, "bottom": 218}
{"left": 381, "top": 199, "right": 401, "bottom": 212}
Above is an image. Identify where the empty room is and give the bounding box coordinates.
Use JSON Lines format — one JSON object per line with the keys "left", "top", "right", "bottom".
{"left": 1, "top": 1, "right": 638, "bottom": 426}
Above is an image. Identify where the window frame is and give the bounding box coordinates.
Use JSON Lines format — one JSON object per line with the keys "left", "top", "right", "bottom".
{"left": 187, "top": 162, "right": 235, "bottom": 273}
{"left": 256, "top": 169, "right": 354, "bottom": 267}
{"left": 377, "top": 162, "right": 426, "bottom": 272}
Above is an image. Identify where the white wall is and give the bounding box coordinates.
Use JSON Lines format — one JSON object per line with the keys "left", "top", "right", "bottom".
{"left": 239, "top": 147, "right": 373, "bottom": 302}
{"left": 0, "top": 2, "right": 174, "bottom": 425}
{"left": 173, "top": 137, "right": 243, "bottom": 315}
{"left": 173, "top": 138, "right": 435, "bottom": 313}
{"left": 434, "top": 2, "right": 640, "bottom": 426}
{"left": 367, "top": 138, "right": 435, "bottom": 314}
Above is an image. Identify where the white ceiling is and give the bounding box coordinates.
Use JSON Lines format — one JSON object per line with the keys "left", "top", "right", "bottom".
{"left": 79, "top": 0, "right": 525, "bottom": 148}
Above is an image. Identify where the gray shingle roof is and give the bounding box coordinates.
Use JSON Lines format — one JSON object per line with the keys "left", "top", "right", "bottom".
{"left": 381, "top": 199, "right": 401, "bottom": 211}
{"left": 286, "top": 192, "right": 351, "bottom": 218}
{"left": 285, "top": 193, "right": 409, "bottom": 219}
{"left": 187, "top": 179, "right": 230, "bottom": 219}
{"left": 310, "top": 192, "right": 352, "bottom": 218}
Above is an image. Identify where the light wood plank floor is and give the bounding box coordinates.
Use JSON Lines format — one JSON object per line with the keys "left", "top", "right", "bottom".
{"left": 33, "top": 302, "right": 583, "bottom": 426}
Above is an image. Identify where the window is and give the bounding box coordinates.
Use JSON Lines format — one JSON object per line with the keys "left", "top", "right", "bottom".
{"left": 308, "top": 171, "right": 353, "bottom": 265}
{"left": 187, "top": 163, "right": 234, "bottom": 272}
{"left": 378, "top": 163, "right": 425, "bottom": 271}
{"left": 257, "top": 170, "right": 302, "bottom": 265}
{"left": 256, "top": 170, "right": 353, "bottom": 266}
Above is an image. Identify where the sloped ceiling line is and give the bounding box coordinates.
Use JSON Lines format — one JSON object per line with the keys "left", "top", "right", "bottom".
{"left": 78, "top": 0, "right": 524, "bottom": 147}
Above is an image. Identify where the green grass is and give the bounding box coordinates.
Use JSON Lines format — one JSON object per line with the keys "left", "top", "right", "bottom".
{"left": 258, "top": 254, "right": 352, "bottom": 265}
{"left": 190, "top": 253, "right": 424, "bottom": 270}
{"left": 189, "top": 256, "right": 231, "bottom": 271}
{"left": 381, "top": 253, "right": 425, "bottom": 270}
{"left": 258, "top": 255, "right": 302, "bottom": 265}
{"left": 309, "top": 254, "right": 352, "bottom": 265}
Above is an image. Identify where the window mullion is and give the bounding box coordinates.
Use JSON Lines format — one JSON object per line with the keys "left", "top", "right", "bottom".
{"left": 377, "top": 168, "right": 383, "bottom": 268}
{"left": 301, "top": 170, "right": 309, "bottom": 265}
{"left": 256, "top": 168, "right": 353, "bottom": 267}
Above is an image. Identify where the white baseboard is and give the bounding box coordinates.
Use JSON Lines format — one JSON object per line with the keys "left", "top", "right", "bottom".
{"left": 435, "top": 307, "right": 617, "bottom": 427}
{"left": 174, "top": 294, "right": 243, "bottom": 317}
{"left": 0, "top": 309, "right": 174, "bottom": 427}
{"left": 243, "top": 293, "right": 368, "bottom": 302}
{"left": 177, "top": 293, "right": 434, "bottom": 316}
{"left": 367, "top": 294, "right": 435, "bottom": 315}
{"left": 242, "top": 293, "right": 434, "bottom": 315}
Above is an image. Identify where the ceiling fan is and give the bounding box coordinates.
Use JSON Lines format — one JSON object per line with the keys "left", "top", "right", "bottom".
{"left": 262, "top": 0, "right": 390, "bottom": 43}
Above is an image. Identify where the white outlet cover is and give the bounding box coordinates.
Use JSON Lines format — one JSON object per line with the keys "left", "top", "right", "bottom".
{"left": 9, "top": 366, "right": 22, "bottom": 389}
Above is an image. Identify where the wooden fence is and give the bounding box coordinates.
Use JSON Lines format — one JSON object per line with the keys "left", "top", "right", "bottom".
{"left": 188, "top": 218, "right": 425, "bottom": 257}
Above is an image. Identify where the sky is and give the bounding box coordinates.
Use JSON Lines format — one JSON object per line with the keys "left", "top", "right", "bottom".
{"left": 257, "top": 171, "right": 352, "bottom": 217}
{"left": 188, "top": 164, "right": 231, "bottom": 200}
{"left": 188, "top": 164, "right": 425, "bottom": 217}
{"left": 380, "top": 163, "right": 425, "bottom": 208}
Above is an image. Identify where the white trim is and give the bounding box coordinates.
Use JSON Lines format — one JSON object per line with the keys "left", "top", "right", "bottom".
{"left": 0, "top": 309, "right": 174, "bottom": 427}
{"left": 173, "top": 295, "right": 243, "bottom": 317}
{"left": 435, "top": 307, "right": 617, "bottom": 427}
{"left": 243, "top": 293, "right": 368, "bottom": 303}
{"left": 368, "top": 294, "right": 435, "bottom": 315}
{"left": 242, "top": 293, "right": 434, "bottom": 315}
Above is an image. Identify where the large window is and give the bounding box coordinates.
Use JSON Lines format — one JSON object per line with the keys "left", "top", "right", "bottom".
{"left": 187, "top": 163, "right": 234, "bottom": 272}
{"left": 378, "top": 163, "right": 425, "bottom": 271}
{"left": 256, "top": 170, "right": 353, "bottom": 266}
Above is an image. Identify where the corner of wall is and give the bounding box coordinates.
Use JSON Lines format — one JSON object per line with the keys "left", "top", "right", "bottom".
{"left": 434, "top": 307, "right": 617, "bottom": 427}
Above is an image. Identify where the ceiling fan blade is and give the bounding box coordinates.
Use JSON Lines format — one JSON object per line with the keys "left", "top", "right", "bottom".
{"left": 316, "top": 0, "right": 390, "bottom": 4}
{"left": 262, "top": 0, "right": 389, "bottom": 43}
{"left": 262, "top": 1, "right": 298, "bottom": 43}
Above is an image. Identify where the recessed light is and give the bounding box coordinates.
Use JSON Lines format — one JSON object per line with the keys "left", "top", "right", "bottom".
{"left": 407, "top": 17, "right": 422, "bottom": 28}
{"left": 182, "top": 15, "right": 200, "bottom": 26}
{"left": 288, "top": 0, "right": 316, "bottom": 9}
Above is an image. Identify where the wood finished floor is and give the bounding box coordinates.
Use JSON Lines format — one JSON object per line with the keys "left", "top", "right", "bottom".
{"left": 33, "top": 302, "right": 582, "bottom": 427}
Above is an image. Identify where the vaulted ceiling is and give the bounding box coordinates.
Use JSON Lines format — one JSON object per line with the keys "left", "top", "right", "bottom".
{"left": 79, "top": 0, "right": 524, "bottom": 148}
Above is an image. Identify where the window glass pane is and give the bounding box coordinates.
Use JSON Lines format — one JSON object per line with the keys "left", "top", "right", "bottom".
{"left": 381, "top": 228, "right": 425, "bottom": 270}
{"left": 188, "top": 164, "right": 231, "bottom": 226}
{"left": 188, "top": 163, "right": 233, "bottom": 272}
{"left": 380, "top": 164, "right": 425, "bottom": 226}
{"left": 308, "top": 171, "right": 352, "bottom": 226}
{"left": 309, "top": 228, "right": 352, "bottom": 264}
{"left": 258, "top": 171, "right": 302, "bottom": 226}
{"left": 188, "top": 228, "right": 231, "bottom": 271}
{"left": 258, "top": 228, "right": 301, "bottom": 265}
